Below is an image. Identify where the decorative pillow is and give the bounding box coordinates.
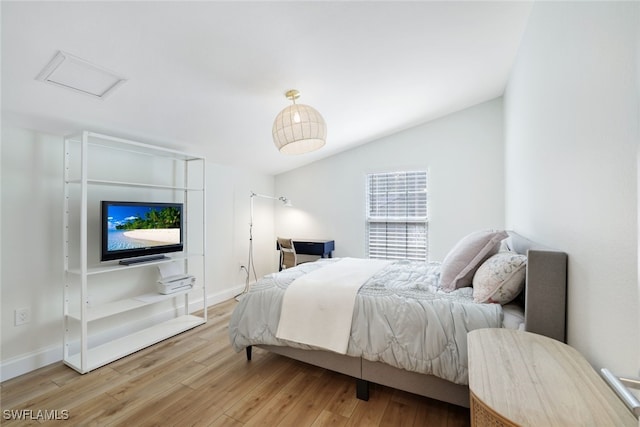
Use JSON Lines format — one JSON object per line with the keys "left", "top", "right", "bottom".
{"left": 440, "top": 229, "right": 508, "bottom": 292}
{"left": 473, "top": 252, "right": 527, "bottom": 304}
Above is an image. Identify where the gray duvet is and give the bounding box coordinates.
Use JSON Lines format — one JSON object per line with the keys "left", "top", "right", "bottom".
{"left": 229, "top": 258, "right": 502, "bottom": 385}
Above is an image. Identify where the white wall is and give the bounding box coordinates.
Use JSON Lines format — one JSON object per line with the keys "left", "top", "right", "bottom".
{"left": 0, "top": 125, "right": 275, "bottom": 380}
{"left": 1, "top": 127, "right": 64, "bottom": 376}
{"left": 275, "top": 98, "right": 505, "bottom": 261}
{"left": 638, "top": 1, "right": 640, "bottom": 375}
{"left": 505, "top": 1, "right": 640, "bottom": 375}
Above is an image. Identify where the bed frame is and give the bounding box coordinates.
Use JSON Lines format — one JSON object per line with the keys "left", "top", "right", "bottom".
{"left": 245, "top": 231, "right": 568, "bottom": 408}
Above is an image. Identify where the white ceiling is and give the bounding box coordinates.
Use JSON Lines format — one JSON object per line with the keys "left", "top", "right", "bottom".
{"left": 2, "top": 1, "right": 533, "bottom": 175}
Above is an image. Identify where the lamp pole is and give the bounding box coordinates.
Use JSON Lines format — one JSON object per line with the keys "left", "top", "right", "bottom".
{"left": 236, "top": 191, "right": 290, "bottom": 299}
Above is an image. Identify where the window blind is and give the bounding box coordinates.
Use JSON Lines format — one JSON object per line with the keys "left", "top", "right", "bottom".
{"left": 366, "top": 171, "right": 428, "bottom": 261}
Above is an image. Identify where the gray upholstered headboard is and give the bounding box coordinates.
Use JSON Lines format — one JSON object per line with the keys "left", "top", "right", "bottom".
{"left": 506, "top": 231, "right": 568, "bottom": 343}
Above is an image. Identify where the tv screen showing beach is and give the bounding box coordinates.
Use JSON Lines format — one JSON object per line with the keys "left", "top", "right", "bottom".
{"left": 106, "top": 204, "right": 182, "bottom": 251}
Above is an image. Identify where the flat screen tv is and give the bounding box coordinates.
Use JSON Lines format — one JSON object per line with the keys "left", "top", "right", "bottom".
{"left": 101, "top": 201, "right": 184, "bottom": 264}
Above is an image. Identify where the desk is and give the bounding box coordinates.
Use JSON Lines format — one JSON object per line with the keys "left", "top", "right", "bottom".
{"left": 468, "top": 329, "right": 636, "bottom": 426}
{"left": 277, "top": 239, "right": 335, "bottom": 258}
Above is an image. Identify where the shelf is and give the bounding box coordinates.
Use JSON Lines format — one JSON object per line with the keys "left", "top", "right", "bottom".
{"left": 66, "top": 253, "right": 204, "bottom": 276}
{"left": 65, "top": 178, "right": 204, "bottom": 191}
{"left": 64, "top": 315, "right": 205, "bottom": 373}
{"left": 66, "top": 131, "right": 204, "bottom": 161}
{"left": 67, "top": 288, "right": 200, "bottom": 321}
{"left": 63, "top": 131, "right": 206, "bottom": 375}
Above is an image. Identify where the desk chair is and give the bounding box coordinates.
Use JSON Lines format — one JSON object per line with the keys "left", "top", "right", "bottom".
{"left": 277, "top": 237, "right": 297, "bottom": 270}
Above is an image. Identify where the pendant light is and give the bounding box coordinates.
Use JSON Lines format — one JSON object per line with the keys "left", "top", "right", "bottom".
{"left": 272, "top": 89, "right": 326, "bottom": 154}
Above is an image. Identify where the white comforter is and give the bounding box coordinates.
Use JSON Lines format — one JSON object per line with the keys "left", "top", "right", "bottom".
{"left": 229, "top": 258, "right": 502, "bottom": 385}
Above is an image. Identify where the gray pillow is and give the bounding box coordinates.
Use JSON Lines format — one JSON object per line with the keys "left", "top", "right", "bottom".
{"left": 440, "top": 229, "right": 508, "bottom": 292}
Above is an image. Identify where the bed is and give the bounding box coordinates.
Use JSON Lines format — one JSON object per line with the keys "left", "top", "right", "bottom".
{"left": 228, "top": 230, "right": 567, "bottom": 407}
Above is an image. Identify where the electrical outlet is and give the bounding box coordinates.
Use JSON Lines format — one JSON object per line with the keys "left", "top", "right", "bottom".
{"left": 14, "top": 308, "right": 30, "bottom": 326}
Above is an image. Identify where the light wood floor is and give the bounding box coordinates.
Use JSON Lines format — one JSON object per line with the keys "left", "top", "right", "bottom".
{"left": 1, "top": 299, "right": 470, "bottom": 426}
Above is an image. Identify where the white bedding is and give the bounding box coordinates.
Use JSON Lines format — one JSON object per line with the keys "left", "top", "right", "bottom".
{"left": 276, "top": 258, "right": 392, "bottom": 354}
{"left": 502, "top": 303, "right": 525, "bottom": 330}
{"left": 229, "top": 258, "right": 503, "bottom": 385}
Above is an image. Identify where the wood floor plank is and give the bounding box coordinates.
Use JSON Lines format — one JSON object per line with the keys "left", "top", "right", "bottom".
{"left": 208, "top": 414, "right": 245, "bottom": 427}
{"left": 222, "top": 358, "right": 304, "bottom": 422}
{"left": 323, "top": 372, "right": 360, "bottom": 419}
{"left": 419, "top": 398, "right": 450, "bottom": 427}
{"left": 109, "top": 331, "right": 209, "bottom": 376}
{"left": 277, "top": 370, "right": 352, "bottom": 427}
{"left": 144, "top": 385, "right": 226, "bottom": 427}
{"left": 380, "top": 399, "right": 417, "bottom": 426}
{"left": 242, "top": 371, "right": 317, "bottom": 426}
{"left": 107, "top": 383, "right": 192, "bottom": 426}
{"left": 106, "top": 357, "right": 204, "bottom": 401}
{"left": 42, "top": 391, "right": 120, "bottom": 427}
{"left": 6, "top": 366, "right": 121, "bottom": 413}
{"left": 344, "top": 385, "right": 393, "bottom": 427}
{"left": 192, "top": 332, "right": 241, "bottom": 367}
{"left": 270, "top": 371, "right": 332, "bottom": 426}
{"left": 0, "top": 367, "right": 63, "bottom": 409}
{"left": 444, "top": 404, "right": 473, "bottom": 427}
{"left": 0, "top": 299, "right": 470, "bottom": 426}
{"left": 192, "top": 354, "right": 298, "bottom": 414}
{"left": 310, "top": 409, "right": 349, "bottom": 427}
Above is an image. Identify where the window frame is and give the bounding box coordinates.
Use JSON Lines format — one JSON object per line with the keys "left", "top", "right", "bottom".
{"left": 365, "top": 170, "right": 428, "bottom": 261}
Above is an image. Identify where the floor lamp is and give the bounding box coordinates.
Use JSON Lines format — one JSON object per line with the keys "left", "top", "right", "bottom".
{"left": 237, "top": 191, "right": 291, "bottom": 300}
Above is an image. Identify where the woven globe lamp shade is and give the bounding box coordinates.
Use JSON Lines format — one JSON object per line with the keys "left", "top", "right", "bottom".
{"left": 272, "top": 90, "right": 326, "bottom": 155}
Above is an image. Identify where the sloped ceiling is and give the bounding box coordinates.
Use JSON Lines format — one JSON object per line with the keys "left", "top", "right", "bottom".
{"left": 1, "top": 1, "right": 533, "bottom": 175}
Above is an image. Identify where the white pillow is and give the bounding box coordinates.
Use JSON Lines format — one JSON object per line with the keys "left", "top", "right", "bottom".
{"left": 439, "top": 229, "right": 508, "bottom": 292}
{"left": 473, "top": 252, "right": 527, "bottom": 304}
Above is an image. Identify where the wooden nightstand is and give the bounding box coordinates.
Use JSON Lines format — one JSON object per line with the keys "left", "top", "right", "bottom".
{"left": 468, "top": 328, "right": 637, "bottom": 426}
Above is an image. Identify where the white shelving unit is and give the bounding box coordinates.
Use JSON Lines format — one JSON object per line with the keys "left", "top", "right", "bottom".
{"left": 63, "top": 131, "right": 206, "bottom": 374}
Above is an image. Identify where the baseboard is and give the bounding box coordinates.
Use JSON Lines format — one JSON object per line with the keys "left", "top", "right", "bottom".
{"left": 0, "top": 285, "right": 245, "bottom": 382}
{"left": 207, "top": 285, "right": 244, "bottom": 308}
{"left": 1, "top": 345, "right": 62, "bottom": 382}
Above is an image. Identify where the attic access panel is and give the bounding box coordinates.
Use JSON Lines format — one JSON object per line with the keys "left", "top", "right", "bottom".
{"left": 36, "top": 51, "right": 127, "bottom": 99}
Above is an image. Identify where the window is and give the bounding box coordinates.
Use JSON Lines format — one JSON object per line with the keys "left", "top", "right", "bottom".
{"left": 366, "top": 171, "right": 428, "bottom": 261}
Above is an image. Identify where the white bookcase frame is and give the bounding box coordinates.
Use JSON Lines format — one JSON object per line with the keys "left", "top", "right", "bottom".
{"left": 63, "top": 131, "right": 207, "bottom": 374}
